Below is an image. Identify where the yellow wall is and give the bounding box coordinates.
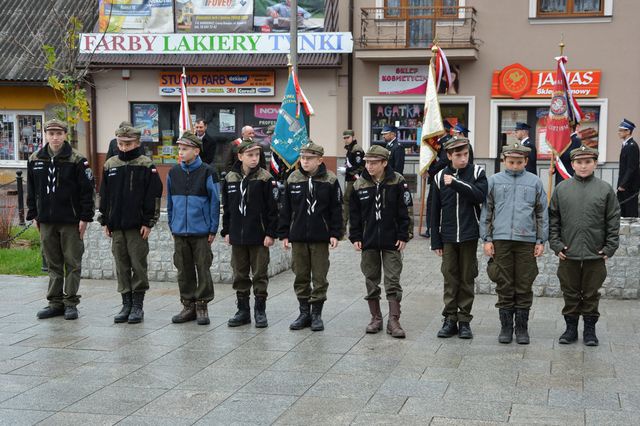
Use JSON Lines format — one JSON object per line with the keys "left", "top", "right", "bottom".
{"left": 0, "top": 86, "right": 60, "bottom": 110}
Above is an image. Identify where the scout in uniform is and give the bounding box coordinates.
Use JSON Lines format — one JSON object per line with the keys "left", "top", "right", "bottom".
{"left": 549, "top": 145, "right": 620, "bottom": 346}
{"left": 514, "top": 122, "right": 537, "bottom": 175}
{"left": 423, "top": 120, "right": 452, "bottom": 238}
{"left": 27, "top": 119, "right": 95, "bottom": 320}
{"left": 279, "top": 142, "right": 343, "bottom": 331}
{"left": 616, "top": 119, "right": 640, "bottom": 217}
{"left": 431, "top": 137, "right": 488, "bottom": 339}
{"left": 221, "top": 140, "right": 278, "bottom": 328}
{"left": 349, "top": 145, "right": 412, "bottom": 338}
{"left": 99, "top": 126, "right": 163, "bottom": 324}
{"left": 480, "top": 142, "right": 548, "bottom": 344}
{"left": 341, "top": 129, "right": 364, "bottom": 235}
{"left": 168, "top": 132, "right": 220, "bottom": 325}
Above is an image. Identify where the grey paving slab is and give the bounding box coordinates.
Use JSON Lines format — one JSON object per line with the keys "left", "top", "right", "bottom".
{"left": 548, "top": 389, "right": 620, "bottom": 410}
{"left": 175, "top": 366, "right": 263, "bottom": 393}
{"left": 305, "top": 371, "right": 386, "bottom": 400}
{"left": 0, "top": 381, "right": 102, "bottom": 411}
{"left": 0, "top": 408, "right": 54, "bottom": 425}
{"left": 351, "top": 412, "right": 431, "bottom": 425}
{"left": 273, "top": 396, "right": 366, "bottom": 425}
{"left": 37, "top": 412, "right": 124, "bottom": 425}
{"left": 444, "top": 382, "right": 548, "bottom": 405}
{"left": 115, "top": 415, "right": 193, "bottom": 426}
{"left": 619, "top": 391, "right": 640, "bottom": 411}
{"left": 7, "top": 360, "right": 80, "bottom": 378}
{"left": 362, "top": 394, "right": 408, "bottom": 414}
{"left": 399, "top": 398, "right": 511, "bottom": 422}
{"left": 429, "top": 418, "right": 506, "bottom": 426}
{"left": 378, "top": 376, "right": 448, "bottom": 399}
{"left": 0, "top": 359, "right": 33, "bottom": 374}
{"left": 240, "top": 369, "right": 322, "bottom": 396}
{"left": 291, "top": 334, "right": 362, "bottom": 354}
{"left": 585, "top": 408, "right": 633, "bottom": 425}
{"left": 63, "top": 385, "right": 166, "bottom": 415}
{"left": 195, "top": 393, "right": 297, "bottom": 425}
{"left": 211, "top": 348, "right": 287, "bottom": 369}
{"left": 267, "top": 350, "right": 342, "bottom": 373}
{"left": 133, "top": 389, "right": 229, "bottom": 419}
{"left": 508, "top": 404, "right": 585, "bottom": 425}
{"left": 111, "top": 363, "right": 204, "bottom": 389}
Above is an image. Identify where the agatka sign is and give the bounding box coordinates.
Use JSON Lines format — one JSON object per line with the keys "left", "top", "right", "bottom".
{"left": 491, "top": 63, "right": 601, "bottom": 99}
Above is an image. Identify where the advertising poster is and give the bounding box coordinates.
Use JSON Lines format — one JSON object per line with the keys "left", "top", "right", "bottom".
{"left": 132, "top": 103, "right": 159, "bottom": 142}
{"left": 254, "top": 0, "right": 324, "bottom": 32}
{"left": 97, "top": 0, "right": 174, "bottom": 33}
{"left": 378, "top": 65, "right": 428, "bottom": 95}
{"left": 176, "top": 0, "right": 253, "bottom": 33}
{"left": 159, "top": 70, "right": 275, "bottom": 96}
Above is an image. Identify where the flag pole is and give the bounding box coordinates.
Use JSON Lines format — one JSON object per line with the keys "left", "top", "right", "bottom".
{"left": 290, "top": 0, "right": 298, "bottom": 75}
{"left": 548, "top": 41, "right": 565, "bottom": 203}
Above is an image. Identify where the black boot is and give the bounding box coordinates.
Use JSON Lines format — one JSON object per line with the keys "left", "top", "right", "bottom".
{"left": 64, "top": 306, "right": 79, "bottom": 320}
{"left": 128, "top": 292, "right": 145, "bottom": 324}
{"left": 310, "top": 301, "right": 324, "bottom": 332}
{"left": 458, "top": 322, "right": 473, "bottom": 339}
{"left": 290, "top": 299, "right": 312, "bottom": 330}
{"left": 498, "top": 308, "right": 514, "bottom": 344}
{"left": 114, "top": 292, "right": 132, "bottom": 323}
{"left": 228, "top": 295, "right": 251, "bottom": 327}
{"left": 583, "top": 316, "right": 599, "bottom": 346}
{"left": 514, "top": 309, "right": 530, "bottom": 345}
{"left": 37, "top": 305, "right": 65, "bottom": 319}
{"left": 254, "top": 296, "right": 268, "bottom": 328}
{"left": 558, "top": 315, "right": 579, "bottom": 344}
{"left": 437, "top": 318, "right": 458, "bottom": 338}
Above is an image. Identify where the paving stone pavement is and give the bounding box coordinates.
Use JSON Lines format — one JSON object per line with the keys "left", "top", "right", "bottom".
{"left": 1, "top": 237, "right": 639, "bottom": 425}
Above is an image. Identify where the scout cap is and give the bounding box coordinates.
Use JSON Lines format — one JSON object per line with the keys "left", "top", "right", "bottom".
{"left": 115, "top": 125, "right": 141, "bottom": 142}
{"left": 502, "top": 141, "right": 531, "bottom": 157}
{"left": 177, "top": 131, "right": 202, "bottom": 149}
{"left": 570, "top": 145, "right": 599, "bottom": 161}
{"left": 443, "top": 136, "right": 469, "bottom": 151}
{"left": 343, "top": 129, "right": 355, "bottom": 137}
{"left": 363, "top": 145, "right": 390, "bottom": 161}
{"left": 238, "top": 139, "right": 260, "bottom": 153}
{"left": 115, "top": 121, "right": 133, "bottom": 136}
{"left": 515, "top": 122, "right": 531, "bottom": 131}
{"left": 380, "top": 124, "right": 397, "bottom": 135}
{"left": 619, "top": 118, "right": 636, "bottom": 131}
{"left": 44, "top": 119, "right": 68, "bottom": 132}
{"left": 300, "top": 141, "right": 324, "bottom": 156}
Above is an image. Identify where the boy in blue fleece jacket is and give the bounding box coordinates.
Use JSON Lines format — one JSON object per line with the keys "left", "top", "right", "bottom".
{"left": 167, "top": 132, "right": 220, "bottom": 325}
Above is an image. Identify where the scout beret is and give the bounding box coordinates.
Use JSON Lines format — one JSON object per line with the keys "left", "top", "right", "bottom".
{"left": 502, "top": 141, "right": 531, "bottom": 157}
{"left": 115, "top": 125, "right": 141, "bottom": 142}
{"left": 238, "top": 139, "right": 260, "bottom": 153}
{"left": 177, "top": 131, "right": 202, "bottom": 149}
{"left": 44, "top": 119, "right": 68, "bottom": 132}
{"left": 443, "top": 136, "right": 470, "bottom": 151}
{"left": 115, "top": 121, "right": 134, "bottom": 136}
{"left": 343, "top": 129, "right": 355, "bottom": 137}
{"left": 300, "top": 141, "right": 324, "bottom": 156}
{"left": 363, "top": 145, "right": 390, "bottom": 160}
{"left": 570, "top": 145, "right": 599, "bottom": 160}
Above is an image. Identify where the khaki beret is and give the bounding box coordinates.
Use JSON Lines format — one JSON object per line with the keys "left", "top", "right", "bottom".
{"left": 300, "top": 141, "right": 324, "bottom": 156}
{"left": 177, "top": 131, "right": 202, "bottom": 150}
{"left": 115, "top": 125, "right": 141, "bottom": 142}
{"left": 238, "top": 139, "right": 260, "bottom": 153}
{"left": 44, "top": 119, "right": 68, "bottom": 132}
{"left": 363, "top": 145, "right": 390, "bottom": 161}
{"left": 570, "top": 145, "right": 599, "bottom": 161}
{"left": 443, "top": 136, "right": 470, "bottom": 151}
{"left": 502, "top": 141, "right": 531, "bottom": 157}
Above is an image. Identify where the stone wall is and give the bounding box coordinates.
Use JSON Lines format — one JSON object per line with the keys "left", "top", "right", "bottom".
{"left": 81, "top": 212, "right": 291, "bottom": 283}
{"left": 475, "top": 218, "right": 640, "bottom": 299}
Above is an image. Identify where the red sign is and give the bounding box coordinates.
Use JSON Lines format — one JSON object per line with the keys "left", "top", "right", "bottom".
{"left": 491, "top": 64, "right": 601, "bottom": 98}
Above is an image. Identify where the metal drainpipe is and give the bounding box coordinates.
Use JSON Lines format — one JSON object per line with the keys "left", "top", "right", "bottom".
{"left": 348, "top": 0, "right": 354, "bottom": 129}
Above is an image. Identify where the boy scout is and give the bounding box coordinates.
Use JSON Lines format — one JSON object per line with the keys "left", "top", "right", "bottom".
{"left": 27, "top": 119, "right": 95, "bottom": 320}
{"left": 549, "top": 145, "right": 620, "bottom": 346}
{"left": 168, "top": 132, "right": 220, "bottom": 325}
{"left": 341, "top": 130, "right": 364, "bottom": 235}
{"left": 431, "top": 137, "right": 487, "bottom": 339}
{"left": 221, "top": 140, "right": 278, "bottom": 328}
{"left": 349, "top": 145, "right": 412, "bottom": 338}
{"left": 279, "top": 142, "right": 343, "bottom": 331}
{"left": 99, "top": 126, "right": 163, "bottom": 324}
{"left": 480, "top": 142, "right": 548, "bottom": 345}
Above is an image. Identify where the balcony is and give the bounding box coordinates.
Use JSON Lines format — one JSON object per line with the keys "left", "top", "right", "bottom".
{"left": 355, "top": 6, "right": 479, "bottom": 61}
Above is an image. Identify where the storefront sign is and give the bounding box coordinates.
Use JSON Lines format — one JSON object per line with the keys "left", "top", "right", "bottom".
{"left": 254, "top": 0, "right": 325, "bottom": 32}
{"left": 492, "top": 63, "right": 601, "bottom": 98}
{"left": 97, "top": 0, "right": 174, "bottom": 33}
{"left": 80, "top": 32, "right": 353, "bottom": 54}
{"left": 378, "top": 66, "right": 428, "bottom": 95}
{"left": 176, "top": 0, "right": 253, "bottom": 33}
{"left": 159, "top": 71, "right": 275, "bottom": 96}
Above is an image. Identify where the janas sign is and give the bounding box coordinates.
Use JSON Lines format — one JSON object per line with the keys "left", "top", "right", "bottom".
{"left": 491, "top": 63, "right": 601, "bottom": 99}
{"left": 79, "top": 32, "right": 353, "bottom": 54}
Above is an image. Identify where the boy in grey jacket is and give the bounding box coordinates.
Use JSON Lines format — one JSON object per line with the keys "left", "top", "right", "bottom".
{"left": 480, "top": 142, "right": 548, "bottom": 345}
{"left": 549, "top": 145, "right": 620, "bottom": 346}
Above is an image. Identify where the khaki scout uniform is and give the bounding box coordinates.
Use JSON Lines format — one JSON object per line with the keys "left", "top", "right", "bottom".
{"left": 549, "top": 145, "right": 620, "bottom": 346}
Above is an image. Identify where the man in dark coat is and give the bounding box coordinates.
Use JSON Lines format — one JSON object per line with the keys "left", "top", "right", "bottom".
{"left": 381, "top": 125, "right": 405, "bottom": 175}
{"left": 617, "top": 118, "right": 640, "bottom": 217}
{"left": 194, "top": 118, "right": 217, "bottom": 166}
{"left": 515, "top": 122, "right": 537, "bottom": 175}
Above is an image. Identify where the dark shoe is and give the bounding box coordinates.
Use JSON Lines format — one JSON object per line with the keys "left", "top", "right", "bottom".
{"left": 420, "top": 231, "right": 430, "bottom": 238}
{"left": 128, "top": 292, "right": 145, "bottom": 324}
{"left": 64, "top": 306, "right": 78, "bottom": 320}
{"left": 498, "top": 308, "right": 514, "bottom": 344}
{"left": 458, "top": 321, "right": 473, "bottom": 339}
{"left": 172, "top": 299, "right": 196, "bottom": 324}
{"left": 583, "top": 316, "right": 599, "bottom": 346}
{"left": 290, "top": 299, "right": 312, "bottom": 330}
{"left": 437, "top": 318, "right": 458, "bottom": 338}
{"left": 36, "top": 306, "right": 64, "bottom": 319}
{"left": 310, "top": 301, "right": 324, "bottom": 332}
{"left": 386, "top": 300, "right": 405, "bottom": 338}
{"left": 196, "top": 301, "right": 210, "bottom": 325}
{"left": 114, "top": 292, "right": 132, "bottom": 323}
{"left": 254, "top": 296, "right": 268, "bottom": 328}
{"left": 366, "top": 299, "right": 383, "bottom": 334}
{"left": 558, "top": 315, "right": 579, "bottom": 344}
{"left": 228, "top": 295, "right": 251, "bottom": 327}
{"left": 515, "top": 309, "right": 530, "bottom": 345}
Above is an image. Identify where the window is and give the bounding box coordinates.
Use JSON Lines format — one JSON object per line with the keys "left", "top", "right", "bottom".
{"left": 538, "top": 0, "right": 603, "bottom": 16}
{"left": 0, "top": 112, "right": 44, "bottom": 162}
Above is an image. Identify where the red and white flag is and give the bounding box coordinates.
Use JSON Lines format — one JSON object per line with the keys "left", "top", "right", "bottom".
{"left": 179, "top": 68, "right": 192, "bottom": 135}
{"left": 419, "top": 49, "right": 446, "bottom": 175}
{"left": 291, "top": 69, "right": 314, "bottom": 117}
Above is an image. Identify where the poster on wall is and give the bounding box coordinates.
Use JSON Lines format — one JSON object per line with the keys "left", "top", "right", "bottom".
{"left": 97, "top": 0, "right": 174, "bottom": 33}
{"left": 378, "top": 66, "right": 428, "bottom": 95}
{"left": 132, "top": 103, "right": 160, "bottom": 143}
{"left": 175, "top": 0, "right": 253, "bottom": 33}
{"left": 254, "top": 0, "right": 324, "bottom": 32}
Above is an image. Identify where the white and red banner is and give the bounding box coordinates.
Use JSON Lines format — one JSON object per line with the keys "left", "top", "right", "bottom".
{"left": 419, "top": 57, "right": 445, "bottom": 176}
{"left": 179, "top": 68, "right": 192, "bottom": 135}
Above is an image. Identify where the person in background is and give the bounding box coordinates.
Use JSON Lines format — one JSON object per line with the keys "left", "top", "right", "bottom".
{"left": 194, "top": 118, "right": 217, "bottom": 166}
{"left": 514, "top": 122, "right": 537, "bottom": 175}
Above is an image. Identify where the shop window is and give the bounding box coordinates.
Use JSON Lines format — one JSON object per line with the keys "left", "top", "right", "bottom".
{"left": 0, "top": 112, "right": 44, "bottom": 162}
{"left": 537, "top": 0, "right": 603, "bottom": 16}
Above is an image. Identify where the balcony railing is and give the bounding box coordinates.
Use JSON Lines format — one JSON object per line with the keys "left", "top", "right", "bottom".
{"left": 357, "top": 6, "right": 477, "bottom": 50}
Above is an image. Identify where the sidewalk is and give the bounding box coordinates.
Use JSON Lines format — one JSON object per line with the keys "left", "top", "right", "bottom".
{"left": 0, "top": 237, "right": 639, "bottom": 425}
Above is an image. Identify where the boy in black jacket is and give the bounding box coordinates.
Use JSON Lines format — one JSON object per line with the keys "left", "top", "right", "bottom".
{"left": 221, "top": 140, "right": 278, "bottom": 328}
{"left": 279, "top": 142, "right": 343, "bottom": 332}
{"left": 99, "top": 126, "right": 163, "bottom": 324}
{"left": 349, "top": 145, "right": 412, "bottom": 338}
{"left": 430, "top": 137, "right": 488, "bottom": 339}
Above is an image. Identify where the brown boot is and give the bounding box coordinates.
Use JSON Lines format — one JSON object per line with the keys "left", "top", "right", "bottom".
{"left": 195, "top": 300, "right": 210, "bottom": 325}
{"left": 386, "top": 300, "right": 406, "bottom": 339}
{"left": 366, "top": 299, "right": 383, "bottom": 334}
{"left": 172, "top": 299, "right": 196, "bottom": 324}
